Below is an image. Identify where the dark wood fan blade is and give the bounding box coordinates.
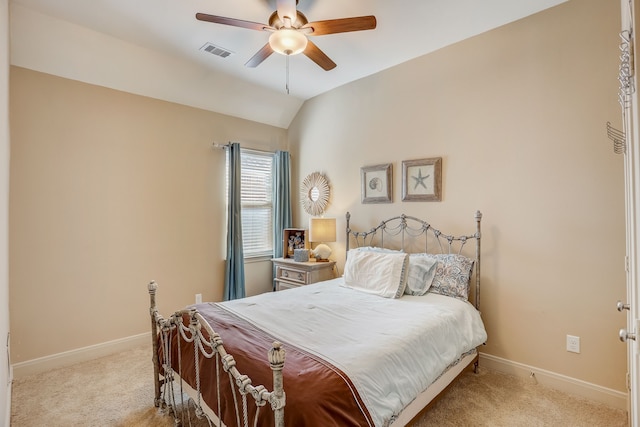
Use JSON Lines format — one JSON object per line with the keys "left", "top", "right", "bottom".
{"left": 196, "top": 13, "right": 271, "bottom": 31}
{"left": 302, "top": 16, "right": 376, "bottom": 36}
{"left": 303, "top": 40, "right": 336, "bottom": 71}
{"left": 245, "top": 43, "right": 275, "bottom": 67}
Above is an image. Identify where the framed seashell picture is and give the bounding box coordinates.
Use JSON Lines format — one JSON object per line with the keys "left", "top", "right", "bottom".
{"left": 360, "top": 163, "right": 392, "bottom": 204}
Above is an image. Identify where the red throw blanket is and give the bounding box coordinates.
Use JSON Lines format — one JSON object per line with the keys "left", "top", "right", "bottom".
{"left": 160, "top": 303, "right": 375, "bottom": 426}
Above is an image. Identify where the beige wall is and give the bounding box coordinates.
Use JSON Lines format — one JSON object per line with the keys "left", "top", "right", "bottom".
{"left": 289, "top": 0, "right": 627, "bottom": 391}
{"left": 6, "top": 0, "right": 628, "bottom": 398}
{"left": 8, "top": 67, "right": 286, "bottom": 363}
{"left": 1, "top": 0, "right": 11, "bottom": 423}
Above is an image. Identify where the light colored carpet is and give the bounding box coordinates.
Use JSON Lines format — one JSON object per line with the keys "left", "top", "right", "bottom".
{"left": 10, "top": 344, "right": 628, "bottom": 426}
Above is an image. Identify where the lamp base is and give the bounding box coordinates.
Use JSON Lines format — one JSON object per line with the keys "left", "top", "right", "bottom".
{"left": 312, "top": 243, "right": 332, "bottom": 262}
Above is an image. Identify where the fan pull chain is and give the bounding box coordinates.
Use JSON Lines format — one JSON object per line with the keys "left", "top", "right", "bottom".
{"left": 286, "top": 54, "right": 290, "bottom": 95}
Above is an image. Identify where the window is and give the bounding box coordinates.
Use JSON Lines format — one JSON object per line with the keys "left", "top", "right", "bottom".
{"left": 227, "top": 148, "right": 275, "bottom": 258}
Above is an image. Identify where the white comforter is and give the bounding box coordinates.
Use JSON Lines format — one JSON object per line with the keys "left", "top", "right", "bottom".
{"left": 219, "top": 277, "right": 487, "bottom": 427}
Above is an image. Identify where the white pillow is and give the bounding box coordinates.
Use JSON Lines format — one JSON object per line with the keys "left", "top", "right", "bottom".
{"left": 404, "top": 254, "right": 438, "bottom": 296}
{"left": 343, "top": 249, "right": 409, "bottom": 298}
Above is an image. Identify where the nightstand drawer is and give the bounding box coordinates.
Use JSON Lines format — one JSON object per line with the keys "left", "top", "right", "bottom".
{"left": 271, "top": 257, "right": 336, "bottom": 292}
{"left": 276, "top": 266, "right": 308, "bottom": 285}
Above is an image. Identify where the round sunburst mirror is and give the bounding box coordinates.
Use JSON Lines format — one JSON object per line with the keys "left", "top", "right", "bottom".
{"left": 301, "top": 172, "right": 330, "bottom": 216}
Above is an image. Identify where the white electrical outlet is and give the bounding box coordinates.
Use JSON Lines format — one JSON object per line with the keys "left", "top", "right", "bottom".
{"left": 195, "top": 293, "right": 202, "bottom": 304}
{"left": 566, "top": 335, "right": 580, "bottom": 353}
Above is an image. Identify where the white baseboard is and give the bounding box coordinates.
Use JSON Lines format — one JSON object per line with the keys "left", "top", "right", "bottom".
{"left": 12, "top": 332, "right": 150, "bottom": 379}
{"left": 479, "top": 352, "right": 628, "bottom": 410}
{"left": 5, "top": 371, "right": 11, "bottom": 427}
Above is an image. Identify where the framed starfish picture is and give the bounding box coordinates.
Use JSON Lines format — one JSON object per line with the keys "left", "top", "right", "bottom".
{"left": 402, "top": 157, "right": 442, "bottom": 201}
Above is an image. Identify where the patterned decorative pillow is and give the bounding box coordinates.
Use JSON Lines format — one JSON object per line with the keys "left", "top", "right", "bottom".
{"left": 404, "top": 254, "right": 438, "bottom": 296}
{"left": 429, "top": 254, "right": 475, "bottom": 300}
{"left": 343, "top": 249, "right": 409, "bottom": 298}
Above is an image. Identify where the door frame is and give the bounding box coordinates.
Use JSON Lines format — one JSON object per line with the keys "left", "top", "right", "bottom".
{"left": 622, "top": 0, "right": 639, "bottom": 424}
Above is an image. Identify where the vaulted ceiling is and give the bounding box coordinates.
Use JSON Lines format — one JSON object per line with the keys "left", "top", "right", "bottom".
{"left": 9, "top": 0, "right": 567, "bottom": 127}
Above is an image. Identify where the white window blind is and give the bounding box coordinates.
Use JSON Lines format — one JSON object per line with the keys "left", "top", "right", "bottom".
{"left": 227, "top": 148, "right": 275, "bottom": 258}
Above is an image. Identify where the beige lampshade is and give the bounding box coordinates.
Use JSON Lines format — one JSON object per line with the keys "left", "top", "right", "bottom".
{"left": 308, "top": 217, "right": 336, "bottom": 243}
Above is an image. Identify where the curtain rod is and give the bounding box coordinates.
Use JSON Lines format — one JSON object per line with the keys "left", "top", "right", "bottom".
{"left": 211, "top": 142, "right": 284, "bottom": 156}
{"left": 212, "top": 142, "right": 229, "bottom": 150}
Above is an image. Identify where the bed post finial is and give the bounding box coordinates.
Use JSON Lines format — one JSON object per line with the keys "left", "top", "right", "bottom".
{"left": 345, "top": 212, "right": 351, "bottom": 255}
{"left": 269, "top": 341, "right": 285, "bottom": 369}
{"left": 269, "top": 341, "right": 286, "bottom": 427}
{"left": 148, "top": 280, "right": 162, "bottom": 407}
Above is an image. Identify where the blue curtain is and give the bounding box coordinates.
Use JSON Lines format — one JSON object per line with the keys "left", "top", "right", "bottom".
{"left": 273, "top": 151, "right": 292, "bottom": 288}
{"left": 224, "top": 143, "right": 246, "bottom": 300}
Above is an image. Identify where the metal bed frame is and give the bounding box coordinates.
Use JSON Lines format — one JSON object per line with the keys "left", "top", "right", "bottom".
{"left": 148, "top": 281, "right": 286, "bottom": 426}
{"left": 346, "top": 210, "right": 482, "bottom": 310}
{"left": 148, "top": 210, "right": 483, "bottom": 426}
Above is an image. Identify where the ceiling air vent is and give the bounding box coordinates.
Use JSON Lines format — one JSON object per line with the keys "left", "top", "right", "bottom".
{"left": 200, "top": 42, "right": 234, "bottom": 58}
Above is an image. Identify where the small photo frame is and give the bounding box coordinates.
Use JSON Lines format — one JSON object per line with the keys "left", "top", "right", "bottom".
{"left": 402, "top": 157, "right": 442, "bottom": 202}
{"left": 361, "top": 163, "right": 392, "bottom": 204}
{"left": 283, "top": 228, "right": 309, "bottom": 258}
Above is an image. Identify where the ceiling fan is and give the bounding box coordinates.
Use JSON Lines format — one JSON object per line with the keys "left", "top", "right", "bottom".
{"left": 196, "top": 0, "right": 377, "bottom": 71}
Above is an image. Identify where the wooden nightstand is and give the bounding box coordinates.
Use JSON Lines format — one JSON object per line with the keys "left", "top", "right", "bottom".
{"left": 272, "top": 257, "right": 336, "bottom": 291}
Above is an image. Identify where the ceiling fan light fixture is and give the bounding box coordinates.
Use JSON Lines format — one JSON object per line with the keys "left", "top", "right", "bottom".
{"left": 269, "top": 29, "right": 307, "bottom": 55}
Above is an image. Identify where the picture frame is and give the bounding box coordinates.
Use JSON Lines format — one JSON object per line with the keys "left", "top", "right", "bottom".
{"left": 283, "top": 228, "right": 309, "bottom": 258}
{"left": 361, "top": 163, "right": 393, "bottom": 204}
{"left": 402, "top": 157, "right": 442, "bottom": 202}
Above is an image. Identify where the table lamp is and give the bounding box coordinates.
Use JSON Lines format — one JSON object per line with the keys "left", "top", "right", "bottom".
{"left": 308, "top": 218, "right": 336, "bottom": 262}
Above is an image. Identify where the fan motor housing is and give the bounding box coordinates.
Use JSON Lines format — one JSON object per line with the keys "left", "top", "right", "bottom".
{"left": 268, "top": 11, "right": 309, "bottom": 29}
